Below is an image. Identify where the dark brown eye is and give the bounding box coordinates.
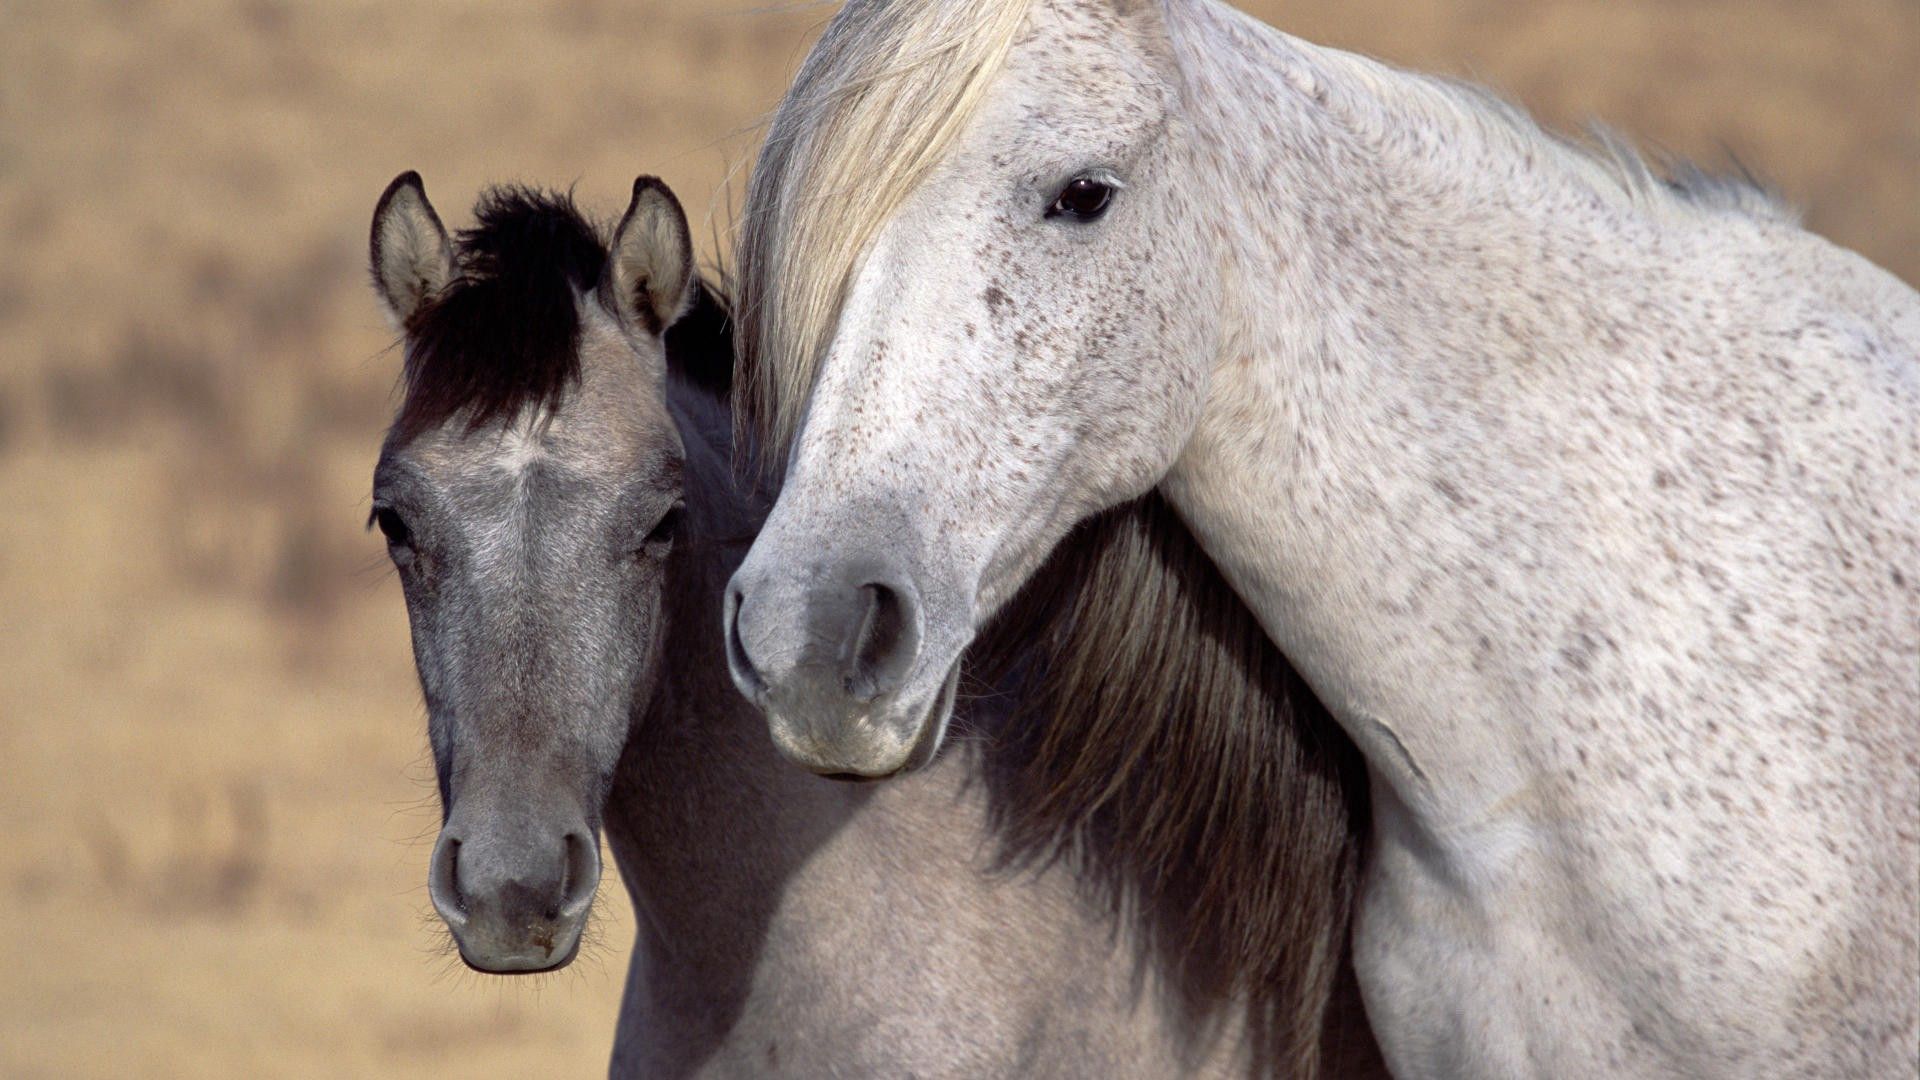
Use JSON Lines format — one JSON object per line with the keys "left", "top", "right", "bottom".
{"left": 372, "top": 506, "right": 412, "bottom": 549}
{"left": 1048, "top": 176, "right": 1115, "bottom": 221}
{"left": 638, "top": 503, "right": 683, "bottom": 558}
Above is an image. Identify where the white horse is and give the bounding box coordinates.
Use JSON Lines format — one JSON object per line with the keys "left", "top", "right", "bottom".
{"left": 722, "top": 0, "right": 1920, "bottom": 1075}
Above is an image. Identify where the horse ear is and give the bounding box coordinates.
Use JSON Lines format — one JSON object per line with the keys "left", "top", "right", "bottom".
{"left": 370, "top": 171, "right": 455, "bottom": 328}
{"left": 602, "top": 176, "right": 696, "bottom": 336}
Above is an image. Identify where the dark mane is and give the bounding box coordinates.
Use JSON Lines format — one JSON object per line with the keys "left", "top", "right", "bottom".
{"left": 970, "top": 495, "right": 1374, "bottom": 1078}
{"left": 391, "top": 186, "right": 607, "bottom": 444}
{"left": 664, "top": 279, "right": 735, "bottom": 398}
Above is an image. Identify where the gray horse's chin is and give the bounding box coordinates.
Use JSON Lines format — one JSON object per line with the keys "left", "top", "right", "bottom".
{"left": 452, "top": 921, "right": 586, "bottom": 976}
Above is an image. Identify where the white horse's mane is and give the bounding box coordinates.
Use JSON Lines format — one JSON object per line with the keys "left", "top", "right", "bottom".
{"left": 735, "top": 0, "right": 1031, "bottom": 462}
{"left": 735, "top": 0, "right": 1792, "bottom": 460}
{"left": 1385, "top": 68, "right": 1798, "bottom": 225}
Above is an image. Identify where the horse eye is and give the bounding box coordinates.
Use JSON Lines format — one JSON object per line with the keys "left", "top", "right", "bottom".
{"left": 639, "top": 504, "right": 683, "bottom": 557}
{"left": 1048, "top": 176, "right": 1115, "bottom": 222}
{"left": 372, "top": 506, "right": 413, "bottom": 549}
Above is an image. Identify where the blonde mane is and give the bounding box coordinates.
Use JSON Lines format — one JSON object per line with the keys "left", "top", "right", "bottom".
{"left": 734, "top": 0, "right": 1033, "bottom": 465}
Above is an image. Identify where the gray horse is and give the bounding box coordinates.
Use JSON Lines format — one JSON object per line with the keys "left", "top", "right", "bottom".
{"left": 365, "top": 173, "right": 1377, "bottom": 1077}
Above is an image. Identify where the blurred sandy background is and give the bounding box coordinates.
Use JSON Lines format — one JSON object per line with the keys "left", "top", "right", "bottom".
{"left": 0, "top": 1, "right": 1912, "bottom": 1076}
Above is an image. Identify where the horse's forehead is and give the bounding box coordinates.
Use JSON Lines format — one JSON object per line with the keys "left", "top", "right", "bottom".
{"left": 1030, "top": 0, "right": 1134, "bottom": 43}
{"left": 403, "top": 313, "right": 679, "bottom": 492}
{"left": 563, "top": 307, "right": 678, "bottom": 461}
{"left": 973, "top": 4, "right": 1169, "bottom": 154}
{"left": 1016, "top": 0, "right": 1167, "bottom": 89}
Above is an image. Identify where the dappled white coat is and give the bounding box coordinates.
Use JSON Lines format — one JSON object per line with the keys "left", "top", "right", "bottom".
{"left": 726, "top": 0, "right": 1920, "bottom": 1075}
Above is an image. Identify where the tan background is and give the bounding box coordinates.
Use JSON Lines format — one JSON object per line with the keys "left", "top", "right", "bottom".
{"left": 0, "top": 1, "right": 1913, "bottom": 1076}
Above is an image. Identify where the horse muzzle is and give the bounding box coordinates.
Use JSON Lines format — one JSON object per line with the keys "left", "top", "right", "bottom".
{"left": 428, "top": 814, "right": 600, "bottom": 974}
{"left": 725, "top": 551, "right": 960, "bottom": 778}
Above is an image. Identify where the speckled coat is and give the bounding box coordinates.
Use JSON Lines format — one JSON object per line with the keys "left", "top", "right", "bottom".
{"left": 726, "top": 0, "right": 1920, "bottom": 1075}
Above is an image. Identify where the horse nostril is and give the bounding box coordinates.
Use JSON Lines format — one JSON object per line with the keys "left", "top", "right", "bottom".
{"left": 428, "top": 835, "right": 468, "bottom": 926}
{"left": 725, "top": 582, "right": 769, "bottom": 702}
{"left": 846, "top": 580, "right": 921, "bottom": 701}
{"left": 558, "top": 831, "right": 600, "bottom": 920}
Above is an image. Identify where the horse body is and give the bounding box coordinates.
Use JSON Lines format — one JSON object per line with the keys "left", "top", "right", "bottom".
{"left": 1163, "top": 9, "right": 1920, "bottom": 1073}
{"left": 365, "top": 176, "right": 1294, "bottom": 1077}
{"left": 1159, "top": 5, "right": 1920, "bottom": 1071}
{"left": 607, "top": 678, "right": 1259, "bottom": 1079}
{"left": 725, "top": 1, "right": 1920, "bottom": 1075}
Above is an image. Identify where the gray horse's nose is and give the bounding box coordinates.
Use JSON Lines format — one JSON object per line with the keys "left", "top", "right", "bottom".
{"left": 429, "top": 822, "right": 599, "bottom": 973}
{"left": 725, "top": 558, "right": 926, "bottom": 774}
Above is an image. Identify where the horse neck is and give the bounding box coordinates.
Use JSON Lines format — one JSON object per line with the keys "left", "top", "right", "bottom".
{"left": 598, "top": 382, "right": 843, "bottom": 1047}
{"left": 1157, "top": 0, "right": 1799, "bottom": 826}
{"left": 1165, "top": 0, "right": 1686, "bottom": 394}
